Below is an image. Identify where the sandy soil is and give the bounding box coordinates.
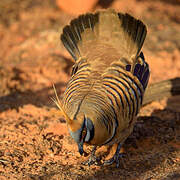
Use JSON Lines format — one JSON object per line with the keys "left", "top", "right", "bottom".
{"left": 0, "top": 0, "right": 180, "bottom": 179}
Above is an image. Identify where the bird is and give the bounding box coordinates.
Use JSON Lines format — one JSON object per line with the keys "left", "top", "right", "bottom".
{"left": 53, "top": 8, "right": 150, "bottom": 167}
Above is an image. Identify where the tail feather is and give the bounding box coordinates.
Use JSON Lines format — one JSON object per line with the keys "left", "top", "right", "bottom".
{"left": 61, "top": 9, "right": 147, "bottom": 66}
{"left": 118, "top": 13, "right": 147, "bottom": 59}
{"left": 61, "top": 13, "right": 99, "bottom": 60}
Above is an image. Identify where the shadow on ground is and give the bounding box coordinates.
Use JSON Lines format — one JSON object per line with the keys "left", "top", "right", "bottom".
{"left": 0, "top": 82, "right": 66, "bottom": 112}
{"left": 76, "top": 95, "right": 180, "bottom": 179}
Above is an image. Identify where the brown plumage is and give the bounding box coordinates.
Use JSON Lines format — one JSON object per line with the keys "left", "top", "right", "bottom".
{"left": 55, "top": 9, "right": 149, "bottom": 167}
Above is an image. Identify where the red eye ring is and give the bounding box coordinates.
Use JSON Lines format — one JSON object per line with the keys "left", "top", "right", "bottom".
{"left": 81, "top": 128, "right": 87, "bottom": 140}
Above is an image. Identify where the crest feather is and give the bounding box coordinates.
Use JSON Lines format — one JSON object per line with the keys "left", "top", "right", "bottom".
{"left": 52, "top": 84, "right": 72, "bottom": 124}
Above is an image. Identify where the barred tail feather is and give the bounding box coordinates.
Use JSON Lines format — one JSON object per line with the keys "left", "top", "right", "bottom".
{"left": 117, "top": 13, "right": 147, "bottom": 59}
{"left": 61, "top": 9, "right": 147, "bottom": 65}
{"left": 61, "top": 13, "right": 99, "bottom": 60}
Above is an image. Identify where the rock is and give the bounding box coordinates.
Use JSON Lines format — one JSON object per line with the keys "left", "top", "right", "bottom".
{"left": 56, "top": 0, "right": 98, "bottom": 15}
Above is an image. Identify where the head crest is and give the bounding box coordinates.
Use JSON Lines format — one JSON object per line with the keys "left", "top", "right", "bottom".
{"left": 52, "top": 84, "right": 72, "bottom": 124}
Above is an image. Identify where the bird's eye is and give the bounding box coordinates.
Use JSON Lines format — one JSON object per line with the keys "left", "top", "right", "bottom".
{"left": 81, "top": 128, "right": 87, "bottom": 140}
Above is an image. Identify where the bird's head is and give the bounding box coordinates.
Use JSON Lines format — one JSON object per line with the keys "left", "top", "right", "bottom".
{"left": 67, "top": 112, "right": 94, "bottom": 155}
{"left": 52, "top": 85, "right": 94, "bottom": 155}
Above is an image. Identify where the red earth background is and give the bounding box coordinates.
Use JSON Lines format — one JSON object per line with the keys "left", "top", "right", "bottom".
{"left": 0, "top": 0, "right": 180, "bottom": 179}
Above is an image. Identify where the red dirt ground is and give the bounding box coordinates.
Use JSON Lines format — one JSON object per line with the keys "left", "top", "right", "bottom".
{"left": 0, "top": 0, "right": 180, "bottom": 179}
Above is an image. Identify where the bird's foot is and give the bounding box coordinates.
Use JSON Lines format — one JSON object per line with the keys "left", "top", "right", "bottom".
{"left": 82, "top": 146, "right": 100, "bottom": 166}
{"left": 103, "top": 143, "right": 124, "bottom": 168}
{"left": 82, "top": 154, "right": 100, "bottom": 166}
{"left": 103, "top": 152, "right": 124, "bottom": 168}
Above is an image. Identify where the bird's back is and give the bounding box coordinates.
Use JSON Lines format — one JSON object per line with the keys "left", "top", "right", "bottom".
{"left": 61, "top": 9, "right": 149, "bottom": 146}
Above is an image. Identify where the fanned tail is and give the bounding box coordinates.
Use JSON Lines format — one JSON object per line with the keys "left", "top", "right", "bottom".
{"left": 60, "top": 9, "right": 147, "bottom": 65}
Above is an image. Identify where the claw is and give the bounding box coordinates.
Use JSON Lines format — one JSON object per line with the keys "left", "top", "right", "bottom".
{"left": 103, "top": 143, "right": 124, "bottom": 168}
{"left": 104, "top": 152, "right": 124, "bottom": 168}
{"left": 82, "top": 154, "right": 99, "bottom": 166}
{"left": 82, "top": 146, "right": 99, "bottom": 166}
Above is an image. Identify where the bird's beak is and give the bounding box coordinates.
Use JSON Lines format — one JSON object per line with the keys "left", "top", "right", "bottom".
{"left": 78, "top": 139, "right": 84, "bottom": 155}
